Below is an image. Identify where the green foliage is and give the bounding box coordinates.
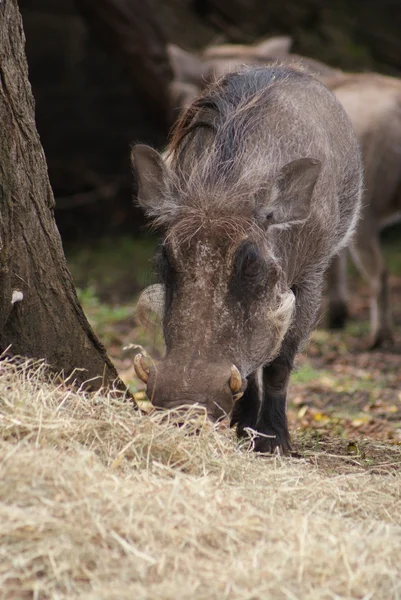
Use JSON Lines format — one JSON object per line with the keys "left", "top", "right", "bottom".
{"left": 66, "top": 235, "right": 158, "bottom": 302}
{"left": 76, "top": 285, "right": 134, "bottom": 344}
{"left": 292, "top": 364, "right": 329, "bottom": 384}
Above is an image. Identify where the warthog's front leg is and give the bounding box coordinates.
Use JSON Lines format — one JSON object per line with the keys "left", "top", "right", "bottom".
{"left": 250, "top": 279, "right": 323, "bottom": 453}
{"left": 253, "top": 357, "right": 293, "bottom": 454}
{"left": 230, "top": 363, "right": 293, "bottom": 454}
{"left": 230, "top": 371, "right": 261, "bottom": 436}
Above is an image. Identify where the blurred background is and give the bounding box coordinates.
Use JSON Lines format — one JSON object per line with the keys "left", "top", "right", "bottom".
{"left": 21, "top": 0, "right": 401, "bottom": 243}
{"left": 19, "top": 1, "right": 401, "bottom": 439}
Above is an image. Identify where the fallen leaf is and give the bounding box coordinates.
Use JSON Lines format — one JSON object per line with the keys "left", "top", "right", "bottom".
{"left": 298, "top": 405, "right": 308, "bottom": 418}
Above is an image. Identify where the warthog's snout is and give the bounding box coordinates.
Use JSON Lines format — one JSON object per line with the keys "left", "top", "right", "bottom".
{"left": 134, "top": 354, "right": 245, "bottom": 420}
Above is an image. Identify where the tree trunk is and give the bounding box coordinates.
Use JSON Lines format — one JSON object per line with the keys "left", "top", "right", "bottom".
{"left": 76, "top": 0, "right": 174, "bottom": 129}
{"left": 0, "top": 0, "right": 127, "bottom": 392}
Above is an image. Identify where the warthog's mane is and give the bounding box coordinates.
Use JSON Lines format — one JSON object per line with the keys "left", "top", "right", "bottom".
{"left": 156, "top": 66, "right": 314, "bottom": 241}
{"left": 168, "top": 65, "right": 308, "bottom": 159}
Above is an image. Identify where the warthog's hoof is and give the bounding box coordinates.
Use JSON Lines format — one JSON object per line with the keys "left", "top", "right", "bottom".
{"left": 327, "top": 301, "right": 349, "bottom": 330}
{"left": 237, "top": 423, "right": 292, "bottom": 455}
{"left": 253, "top": 429, "right": 292, "bottom": 455}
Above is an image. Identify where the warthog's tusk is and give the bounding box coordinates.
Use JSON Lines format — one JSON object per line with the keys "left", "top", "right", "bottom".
{"left": 229, "top": 365, "right": 242, "bottom": 394}
{"left": 134, "top": 353, "right": 150, "bottom": 384}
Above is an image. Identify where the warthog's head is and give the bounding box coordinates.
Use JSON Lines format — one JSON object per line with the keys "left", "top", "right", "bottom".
{"left": 131, "top": 137, "right": 320, "bottom": 421}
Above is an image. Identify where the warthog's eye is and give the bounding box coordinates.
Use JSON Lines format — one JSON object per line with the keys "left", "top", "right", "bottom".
{"left": 240, "top": 247, "right": 261, "bottom": 280}
{"left": 231, "top": 242, "right": 265, "bottom": 289}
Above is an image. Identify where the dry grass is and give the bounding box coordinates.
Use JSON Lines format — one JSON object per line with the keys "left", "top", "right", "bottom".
{"left": 1, "top": 358, "right": 401, "bottom": 600}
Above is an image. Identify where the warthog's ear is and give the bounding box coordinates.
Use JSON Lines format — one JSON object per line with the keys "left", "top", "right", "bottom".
{"left": 254, "top": 36, "right": 292, "bottom": 58}
{"left": 131, "top": 145, "right": 170, "bottom": 213}
{"left": 265, "top": 158, "right": 321, "bottom": 226}
{"left": 167, "top": 43, "right": 206, "bottom": 84}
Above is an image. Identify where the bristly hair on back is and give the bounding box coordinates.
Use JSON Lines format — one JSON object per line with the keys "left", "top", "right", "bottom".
{"left": 168, "top": 95, "right": 219, "bottom": 158}
{"left": 157, "top": 67, "right": 308, "bottom": 230}
{"left": 167, "top": 64, "right": 306, "bottom": 162}
{"left": 152, "top": 65, "right": 340, "bottom": 241}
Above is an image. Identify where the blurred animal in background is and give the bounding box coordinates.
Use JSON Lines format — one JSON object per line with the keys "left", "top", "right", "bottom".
{"left": 167, "top": 36, "right": 339, "bottom": 112}
{"left": 324, "top": 72, "right": 401, "bottom": 348}
{"left": 132, "top": 66, "right": 363, "bottom": 452}
{"left": 168, "top": 38, "right": 401, "bottom": 348}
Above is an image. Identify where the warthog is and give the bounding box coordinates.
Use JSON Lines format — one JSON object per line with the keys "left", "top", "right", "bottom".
{"left": 323, "top": 72, "right": 401, "bottom": 347}
{"left": 132, "top": 66, "right": 363, "bottom": 452}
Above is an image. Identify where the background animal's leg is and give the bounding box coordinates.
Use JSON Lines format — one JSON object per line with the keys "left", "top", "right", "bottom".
{"left": 231, "top": 370, "right": 261, "bottom": 436}
{"left": 327, "top": 251, "right": 349, "bottom": 329}
{"left": 350, "top": 231, "right": 393, "bottom": 348}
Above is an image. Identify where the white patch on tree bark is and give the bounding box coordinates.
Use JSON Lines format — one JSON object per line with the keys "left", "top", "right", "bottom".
{"left": 11, "top": 291, "right": 23, "bottom": 305}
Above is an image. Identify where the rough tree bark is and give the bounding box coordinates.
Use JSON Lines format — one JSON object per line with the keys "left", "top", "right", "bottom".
{"left": 0, "top": 0, "right": 127, "bottom": 392}
{"left": 76, "top": 0, "right": 174, "bottom": 129}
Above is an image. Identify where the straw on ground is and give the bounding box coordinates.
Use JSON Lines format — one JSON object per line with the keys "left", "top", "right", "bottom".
{"left": 0, "top": 357, "right": 400, "bottom": 599}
